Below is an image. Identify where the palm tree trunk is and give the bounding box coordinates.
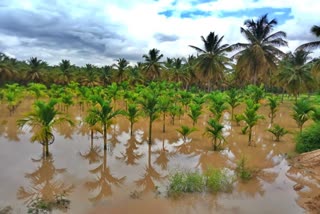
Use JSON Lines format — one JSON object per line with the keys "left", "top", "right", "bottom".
{"left": 162, "top": 113, "right": 166, "bottom": 133}
{"left": 148, "top": 116, "right": 152, "bottom": 144}
{"left": 90, "top": 130, "right": 94, "bottom": 147}
{"left": 45, "top": 141, "right": 49, "bottom": 157}
{"left": 248, "top": 127, "right": 252, "bottom": 146}
{"left": 213, "top": 138, "right": 217, "bottom": 151}
{"left": 103, "top": 124, "right": 107, "bottom": 150}
{"left": 130, "top": 122, "right": 133, "bottom": 136}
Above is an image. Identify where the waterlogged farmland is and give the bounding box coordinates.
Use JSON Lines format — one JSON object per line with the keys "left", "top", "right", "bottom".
{"left": 0, "top": 83, "right": 319, "bottom": 214}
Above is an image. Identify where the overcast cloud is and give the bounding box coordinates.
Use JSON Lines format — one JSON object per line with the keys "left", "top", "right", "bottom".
{"left": 0, "top": 0, "right": 319, "bottom": 66}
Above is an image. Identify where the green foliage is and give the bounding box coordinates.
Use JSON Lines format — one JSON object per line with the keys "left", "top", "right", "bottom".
{"left": 168, "top": 103, "right": 183, "bottom": 125}
{"left": 208, "top": 92, "right": 228, "bottom": 121}
{"left": 226, "top": 88, "right": 242, "bottom": 120}
{"left": 167, "top": 171, "right": 205, "bottom": 197}
{"left": 27, "top": 194, "right": 70, "bottom": 214}
{"left": 27, "top": 83, "right": 47, "bottom": 99}
{"left": 236, "top": 156, "right": 253, "bottom": 181}
{"left": 138, "top": 88, "right": 159, "bottom": 144}
{"left": 158, "top": 94, "right": 171, "bottom": 132}
{"left": 296, "top": 122, "right": 320, "bottom": 153}
{"left": 267, "top": 96, "right": 278, "bottom": 124}
{"left": 311, "top": 107, "right": 320, "bottom": 122}
{"left": 292, "top": 98, "right": 314, "bottom": 133}
{"left": 205, "top": 118, "right": 225, "bottom": 151}
{"left": 124, "top": 103, "right": 141, "bottom": 136}
{"left": 17, "top": 99, "right": 73, "bottom": 157}
{"left": 239, "top": 99, "right": 264, "bottom": 146}
{"left": 268, "top": 124, "right": 289, "bottom": 141}
{"left": 234, "top": 114, "right": 242, "bottom": 126}
{"left": 176, "top": 125, "right": 197, "bottom": 141}
{"left": 205, "top": 168, "right": 233, "bottom": 193}
{"left": 187, "top": 103, "right": 202, "bottom": 126}
{"left": 60, "top": 93, "right": 73, "bottom": 112}
{"left": 245, "top": 84, "right": 265, "bottom": 103}
{"left": 168, "top": 168, "right": 233, "bottom": 197}
{"left": 179, "top": 90, "right": 193, "bottom": 110}
{"left": 86, "top": 96, "right": 123, "bottom": 149}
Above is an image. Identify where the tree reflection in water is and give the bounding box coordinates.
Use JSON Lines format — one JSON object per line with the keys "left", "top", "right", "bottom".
{"left": 17, "top": 155, "right": 74, "bottom": 211}
{"left": 135, "top": 144, "right": 164, "bottom": 193}
{"left": 79, "top": 137, "right": 103, "bottom": 165}
{"left": 117, "top": 137, "right": 143, "bottom": 165}
{"left": 85, "top": 149, "right": 126, "bottom": 202}
{"left": 154, "top": 137, "right": 174, "bottom": 170}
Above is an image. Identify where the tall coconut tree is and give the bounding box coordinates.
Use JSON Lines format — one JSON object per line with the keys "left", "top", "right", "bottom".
{"left": 297, "top": 25, "right": 320, "bottom": 87}
{"left": 231, "top": 14, "right": 287, "bottom": 86}
{"left": 100, "top": 65, "right": 113, "bottom": 86}
{"left": 297, "top": 25, "right": 320, "bottom": 50}
{"left": 80, "top": 64, "right": 101, "bottom": 86}
{"left": 17, "top": 99, "right": 74, "bottom": 157}
{"left": 142, "top": 48, "right": 164, "bottom": 81}
{"left": 0, "top": 53, "right": 15, "bottom": 85}
{"left": 277, "top": 49, "right": 314, "bottom": 99}
{"left": 26, "top": 57, "right": 47, "bottom": 83}
{"left": 58, "top": 59, "right": 74, "bottom": 84}
{"left": 113, "top": 58, "right": 129, "bottom": 82}
{"left": 189, "top": 32, "right": 231, "bottom": 90}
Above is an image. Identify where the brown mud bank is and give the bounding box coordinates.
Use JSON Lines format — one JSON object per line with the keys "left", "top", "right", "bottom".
{"left": 289, "top": 150, "right": 320, "bottom": 214}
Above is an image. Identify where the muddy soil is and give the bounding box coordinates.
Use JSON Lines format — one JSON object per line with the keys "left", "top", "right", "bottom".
{"left": 0, "top": 98, "right": 319, "bottom": 213}
{"left": 289, "top": 150, "right": 320, "bottom": 214}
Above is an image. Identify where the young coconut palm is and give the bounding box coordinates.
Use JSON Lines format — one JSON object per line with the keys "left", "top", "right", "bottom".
{"left": 239, "top": 99, "right": 264, "bottom": 146}
{"left": 268, "top": 124, "right": 289, "bottom": 142}
{"left": 226, "top": 88, "right": 242, "bottom": 120}
{"left": 292, "top": 98, "right": 314, "bottom": 133}
{"left": 17, "top": 99, "right": 74, "bottom": 157}
{"left": 176, "top": 125, "right": 197, "bottom": 142}
{"left": 124, "top": 103, "right": 141, "bottom": 136}
{"left": 267, "top": 96, "right": 279, "bottom": 125}
{"left": 138, "top": 89, "right": 159, "bottom": 144}
{"left": 187, "top": 103, "right": 202, "bottom": 126}
{"left": 208, "top": 92, "right": 228, "bottom": 121}
{"left": 205, "top": 118, "right": 225, "bottom": 151}
{"left": 86, "top": 96, "right": 123, "bottom": 150}
{"left": 158, "top": 94, "right": 171, "bottom": 133}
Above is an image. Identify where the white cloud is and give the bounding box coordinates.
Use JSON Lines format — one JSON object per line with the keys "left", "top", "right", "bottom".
{"left": 0, "top": 0, "right": 319, "bottom": 66}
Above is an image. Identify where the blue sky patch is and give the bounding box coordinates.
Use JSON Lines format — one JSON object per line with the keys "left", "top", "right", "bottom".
{"left": 191, "top": 0, "right": 217, "bottom": 5}
{"left": 159, "top": 10, "right": 174, "bottom": 17}
{"left": 180, "top": 10, "right": 212, "bottom": 18}
{"left": 220, "top": 7, "right": 293, "bottom": 25}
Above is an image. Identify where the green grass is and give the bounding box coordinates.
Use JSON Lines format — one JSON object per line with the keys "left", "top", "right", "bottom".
{"left": 205, "top": 168, "right": 233, "bottom": 193}
{"left": 236, "top": 156, "right": 253, "bottom": 181}
{"left": 167, "top": 171, "right": 204, "bottom": 197}
{"left": 296, "top": 122, "right": 320, "bottom": 153}
{"left": 167, "top": 168, "right": 234, "bottom": 197}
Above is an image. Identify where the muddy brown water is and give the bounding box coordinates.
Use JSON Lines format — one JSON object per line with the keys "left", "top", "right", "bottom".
{"left": 0, "top": 98, "right": 319, "bottom": 213}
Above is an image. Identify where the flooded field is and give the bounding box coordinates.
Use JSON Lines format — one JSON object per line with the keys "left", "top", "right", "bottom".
{"left": 0, "top": 98, "right": 319, "bottom": 214}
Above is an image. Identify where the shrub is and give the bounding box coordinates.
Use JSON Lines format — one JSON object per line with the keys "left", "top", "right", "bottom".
{"left": 296, "top": 122, "right": 320, "bottom": 153}
{"left": 167, "top": 169, "right": 234, "bottom": 197}
{"left": 236, "top": 156, "right": 253, "bottom": 181}
{"left": 167, "top": 171, "right": 204, "bottom": 197}
{"left": 205, "top": 168, "right": 233, "bottom": 193}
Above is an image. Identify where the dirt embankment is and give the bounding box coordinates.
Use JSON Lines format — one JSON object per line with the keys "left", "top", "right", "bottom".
{"left": 291, "top": 149, "right": 320, "bottom": 214}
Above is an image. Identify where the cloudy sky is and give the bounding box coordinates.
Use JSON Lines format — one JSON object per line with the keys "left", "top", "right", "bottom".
{"left": 0, "top": 0, "right": 319, "bottom": 66}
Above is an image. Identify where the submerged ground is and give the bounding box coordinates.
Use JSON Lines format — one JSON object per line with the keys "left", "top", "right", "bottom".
{"left": 0, "top": 98, "right": 319, "bottom": 214}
